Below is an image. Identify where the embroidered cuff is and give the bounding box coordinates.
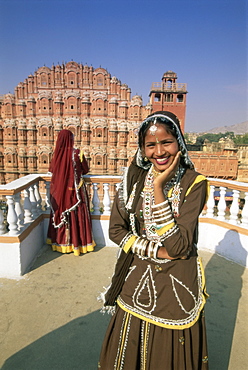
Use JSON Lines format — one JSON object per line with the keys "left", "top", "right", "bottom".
{"left": 156, "top": 221, "right": 175, "bottom": 236}
{"left": 122, "top": 234, "right": 137, "bottom": 253}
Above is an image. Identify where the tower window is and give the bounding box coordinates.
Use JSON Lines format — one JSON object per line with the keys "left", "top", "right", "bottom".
{"left": 177, "top": 94, "right": 183, "bottom": 103}
{"left": 165, "top": 94, "right": 173, "bottom": 102}
{"left": 154, "top": 94, "right": 161, "bottom": 102}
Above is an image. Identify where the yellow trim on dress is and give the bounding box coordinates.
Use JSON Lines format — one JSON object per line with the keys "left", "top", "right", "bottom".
{"left": 156, "top": 222, "right": 175, "bottom": 236}
{"left": 117, "top": 257, "right": 208, "bottom": 330}
{"left": 168, "top": 175, "right": 209, "bottom": 202}
{"left": 79, "top": 150, "right": 84, "bottom": 162}
{"left": 47, "top": 240, "right": 96, "bottom": 256}
{"left": 116, "top": 312, "right": 130, "bottom": 369}
{"left": 185, "top": 175, "right": 207, "bottom": 197}
{"left": 123, "top": 235, "right": 137, "bottom": 253}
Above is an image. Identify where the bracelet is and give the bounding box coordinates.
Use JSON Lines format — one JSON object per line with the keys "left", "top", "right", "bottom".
{"left": 153, "top": 243, "right": 159, "bottom": 259}
{"left": 151, "top": 199, "right": 169, "bottom": 211}
{"left": 152, "top": 206, "right": 171, "bottom": 216}
{"left": 147, "top": 241, "right": 155, "bottom": 258}
{"left": 131, "top": 237, "right": 148, "bottom": 257}
{"left": 131, "top": 237, "right": 140, "bottom": 254}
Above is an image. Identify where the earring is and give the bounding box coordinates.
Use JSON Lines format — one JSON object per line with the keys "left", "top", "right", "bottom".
{"left": 144, "top": 156, "right": 148, "bottom": 162}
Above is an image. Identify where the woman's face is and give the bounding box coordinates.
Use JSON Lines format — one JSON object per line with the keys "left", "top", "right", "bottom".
{"left": 143, "top": 124, "right": 179, "bottom": 172}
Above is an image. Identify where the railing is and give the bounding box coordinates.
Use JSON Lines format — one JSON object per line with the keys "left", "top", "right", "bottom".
{"left": 150, "top": 82, "right": 187, "bottom": 92}
{"left": 0, "top": 174, "right": 122, "bottom": 236}
{"left": 202, "top": 178, "right": 248, "bottom": 227}
{"left": 0, "top": 174, "right": 247, "bottom": 236}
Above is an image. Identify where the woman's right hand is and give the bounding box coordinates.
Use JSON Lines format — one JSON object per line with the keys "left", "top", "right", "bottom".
{"left": 153, "top": 151, "right": 181, "bottom": 190}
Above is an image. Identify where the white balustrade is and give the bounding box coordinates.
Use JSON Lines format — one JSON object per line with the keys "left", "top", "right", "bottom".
{"left": 45, "top": 181, "right": 51, "bottom": 211}
{"left": 206, "top": 185, "right": 215, "bottom": 217}
{"left": 229, "top": 189, "right": 240, "bottom": 224}
{"left": 0, "top": 209, "right": 6, "bottom": 235}
{"left": 34, "top": 183, "right": 42, "bottom": 214}
{"left": 29, "top": 185, "right": 39, "bottom": 218}
{"left": 0, "top": 174, "right": 247, "bottom": 237}
{"left": 23, "top": 188, "right": 33, "bottom": 223}
{"left": 14, "top": 193, "right": 24, "bottom": 228}
{"left": 6, "top": 195, "right": 18, "bottom": 235}
{"left": 92, "top": 183, "right": 101, "bottom": 215}
{"left": 103, "top": 183, "right": 111, "bottom": 215}
{"left": 241, "top": 192, "right": 248, "bottom": 227}
{"left": 217, "top": 187, "right": 227, "bottom": 221}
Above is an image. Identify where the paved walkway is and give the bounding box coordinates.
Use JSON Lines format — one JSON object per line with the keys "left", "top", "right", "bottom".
{"left": 0, "top": 245, "right": 247, "bottom": 370}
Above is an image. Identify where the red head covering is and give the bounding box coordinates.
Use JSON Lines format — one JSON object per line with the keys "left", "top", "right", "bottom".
{"left": 49, "top": 130, "right": 77, "bottom": 222}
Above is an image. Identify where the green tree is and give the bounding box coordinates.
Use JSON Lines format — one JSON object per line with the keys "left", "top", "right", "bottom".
{"left": 233, "top": 133, "right": 248, "bottom": 145}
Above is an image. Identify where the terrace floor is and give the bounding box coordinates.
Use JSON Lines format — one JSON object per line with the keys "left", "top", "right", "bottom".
{"left": 0, "top": 245, "right": 247, "bottom": 370}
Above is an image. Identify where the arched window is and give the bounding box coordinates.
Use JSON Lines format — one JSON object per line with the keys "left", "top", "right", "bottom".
{"left": 97, "top": 77, "right": 103, "bottom": 86}
{"left": 41, "top": 154, "right": 48, "bottom": 164}
{"left": 68, "top": 71, "right": 76, "bottom": 86}
{"left": 68, "top": 97, "right": 76, "bottom": 111}
{"left": 41, "top": 98, "right": 48, "bottom": 111}
{"left": 167, "top": 79, "right": 172, "bottom": 88}
{"left": 96, "top": 128, "right": 102, "bottom": 138}
{"left": 96, "top": 155, "right": 102, "bottom": 166}
{"left": 41, "top": 74, "right": 47, "bottom": 86}
{"left": 96, "top": 99, "right": 104, "bottom": 112}
{"left": 41, "top": 127, "right": 48, "bottom": 137}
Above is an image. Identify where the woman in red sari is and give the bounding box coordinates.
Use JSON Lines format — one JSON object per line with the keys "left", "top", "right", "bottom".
{"left": 47, "top": 129, "right": 95, "bottom": 256}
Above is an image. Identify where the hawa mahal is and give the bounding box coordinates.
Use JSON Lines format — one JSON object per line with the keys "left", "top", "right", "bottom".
{"left": 0, "top": 63, "right": 187, "bottom": 183}
{"left": 0, "top": 62, "right": 239, "bottom": 183}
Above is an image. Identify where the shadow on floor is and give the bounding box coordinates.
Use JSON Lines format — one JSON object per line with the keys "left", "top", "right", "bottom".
{"left": 205, "top": 230, "right": 246, "bottom": 370}
{"left": 2, "top": 310, "right": 110, "bottom": 370}
{"left": 29, "top": 244, "right": 104, "bottom": 274}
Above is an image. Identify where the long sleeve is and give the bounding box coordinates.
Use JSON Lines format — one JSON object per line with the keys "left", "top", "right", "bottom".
{"left": 155, "top": 178, "right": 208, "bottom": 258}
{"left": 109, "top": 190, "right": 134, "bottom": 248}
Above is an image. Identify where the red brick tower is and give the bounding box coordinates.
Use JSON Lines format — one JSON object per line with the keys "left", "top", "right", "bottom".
{"left": 149, "top": 71, "right": 187, "bottom": 132}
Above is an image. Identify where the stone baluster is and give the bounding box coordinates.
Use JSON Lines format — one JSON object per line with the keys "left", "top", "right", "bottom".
{"left": 241, "top": 192, "right": 248, "bottom": 227}
{"left": 229, "top": 189, "right": 240, "bottom": 224}
{"left": 0, "top": 207, "right": 6, "bottom": 235}
{"left": 23, "top": 188, "right": 33, "bottom": 223}
{"left": 102, "top": 183, "right": 111, "bottom": 215}
{"left": 206, "top": 185, "right": 215, "bottom": 218}
{"left": 217, "top": 186, "right": 226, "bottom": 221}
{"left": 29, "top": 185, "right": 39, "bottom": 218}
{"left": 92, "top": 183, "right": 101, "bottom": 215}
{"left": 6, "top": 195, "right": 19, "bottom": 235}
{"left": 34, "top": 183, "right": 42, "bottom": 214}
{"left": 14, "top": 192, "right": 24, "bottom": 229}
{"left": 44, "top": 181, "right": 51, "bottom": 212}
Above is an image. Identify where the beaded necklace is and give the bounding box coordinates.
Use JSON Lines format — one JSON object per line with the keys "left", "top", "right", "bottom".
{"left": 142, "top": 165, "right": 184, "bottom": 241}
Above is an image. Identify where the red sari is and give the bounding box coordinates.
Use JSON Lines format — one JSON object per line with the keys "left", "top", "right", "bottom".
{"left": 47, "top": 129, "right": 95, "bottom": 256}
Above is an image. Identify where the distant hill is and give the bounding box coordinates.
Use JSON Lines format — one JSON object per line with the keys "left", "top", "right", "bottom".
{"left": 200, "top": 121, "right": 248, "bottom": 135}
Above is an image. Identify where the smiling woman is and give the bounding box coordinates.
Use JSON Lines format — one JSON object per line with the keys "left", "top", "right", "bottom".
{"left": 98, "top": 111, "right": 210, "bottom": 369}
{"left": 143, "top": 125, "right": 179, "bottom": 172}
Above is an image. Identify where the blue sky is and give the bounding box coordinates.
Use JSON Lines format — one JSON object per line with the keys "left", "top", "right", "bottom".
{"left": 0, "top": 0, "right": 247, "bottom": 132}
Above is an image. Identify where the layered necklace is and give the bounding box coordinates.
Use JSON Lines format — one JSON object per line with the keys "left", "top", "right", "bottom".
{"left": 143, "top": 164, "right": 185, "bottom": 241}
